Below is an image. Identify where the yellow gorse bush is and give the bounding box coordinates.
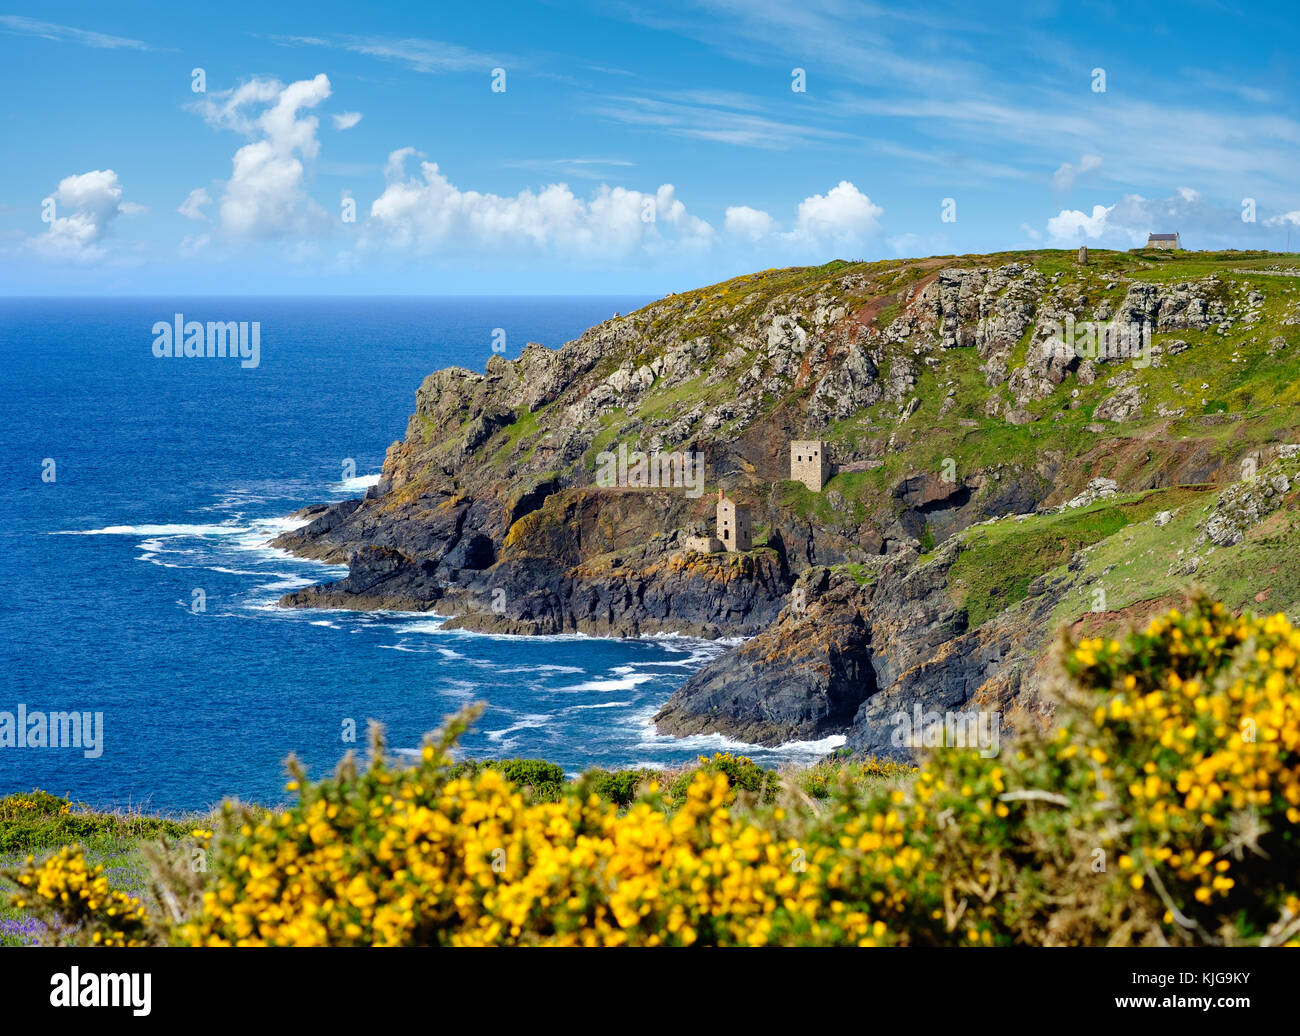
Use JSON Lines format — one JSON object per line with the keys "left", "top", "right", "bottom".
{"left": 1048, "top": 601, "right": 1300, "bottom": 941}
{"left": 10, "top": 846, "right": 150, "bottom": 946}
{"left": 178, "top": 745, "right": 877, "bottom": 947}
{"left": 8, "top": 596, "right": 1300, "bottom": 946}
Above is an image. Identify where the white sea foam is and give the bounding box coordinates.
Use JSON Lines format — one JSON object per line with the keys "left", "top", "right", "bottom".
{"left": 54, "top": 515, "right": 334, "bottom": 579}
{"left": 54, "top": 523, "right": 240, "bottom": 536}
{"left": 632, "top": 646, "right": 721, "bottom": 668}
{"left": 204, "top": 490, "right": 270, "bottom": 512}
{"left": 560, "top": 672, "right": 656, "bottom": 693}
{"left": 438, "top": 680, "right": 482, "bottom": 700}
{"left": 335, "top": 473, "right": 381, "bottom": 494}
{"left": 255, "top": 574, "right": 318, "bottom": 591}
{"left": 486, "top": 714, "right": 553, "bottom": 742}
{"left": 496, "top": 664, "right": 585, "bottom": 675}
{"left": 399, "top": 619, "right": 449, "bottom": 635}
{"left": 251, "top": 515, "right": 313, "bottom": 534}
{"left": 640, "top": 631, "right": 746, "bottom": 648}
{"left": 775, "top": 733, "right": 848, "bottom": 754}
{"left": 570, "top": 700, "right": 632, "bottom": 710}
{"left": 231, "top": 518, "right": 313, "bottom": 553}
{"left": 636, "top": 724, "right": 757, "bottom": 754}
{"left": 396, "top": 616, "right": 594, "bottom": 643}
{"left": 58, "top": 492, "right": 732, "bottom": 771}
{"left": 629, "top": 705, "right": 845, "bottom": 756}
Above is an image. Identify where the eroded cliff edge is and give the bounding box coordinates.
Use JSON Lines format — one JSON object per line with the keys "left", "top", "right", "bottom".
{"left": 273, "top": 250, "right": 1300, "bottom": 756}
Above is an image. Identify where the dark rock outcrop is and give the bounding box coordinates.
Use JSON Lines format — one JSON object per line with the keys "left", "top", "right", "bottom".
{"left": 283, "top": 545, "right": 444, "bottom": 611}
{"left": 654, "top": 568, "right": 875, "bottom": 744}
{"left": 655, "top": 539, "right": 1073, "bottom": 754}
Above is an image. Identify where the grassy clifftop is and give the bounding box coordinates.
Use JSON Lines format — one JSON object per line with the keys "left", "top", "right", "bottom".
{"left": 396, "top": 248, "right": 1300, "bottom": 548}
{"left": 275, "top": 247, "right": 1300, "bottom": 749}
{"left": 365, "top": 246, "right": 1300, "bottom": 616}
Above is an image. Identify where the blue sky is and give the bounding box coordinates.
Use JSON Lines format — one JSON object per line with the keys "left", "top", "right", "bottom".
{"left": 2, "top": 0, "right": 1298, "bottom": 293}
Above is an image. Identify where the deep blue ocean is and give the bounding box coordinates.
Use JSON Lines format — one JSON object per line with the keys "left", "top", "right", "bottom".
{"left": 0, "top": 297, "right": 842, "bottom": 814}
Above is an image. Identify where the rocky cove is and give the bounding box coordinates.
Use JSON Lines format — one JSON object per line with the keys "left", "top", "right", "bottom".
{"left": 272, "top": 251, "right": 1300, "bottom": 758}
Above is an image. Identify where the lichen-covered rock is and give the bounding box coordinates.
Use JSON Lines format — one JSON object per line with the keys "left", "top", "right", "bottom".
{"left": 807, "top": 343, "right": 880, "bottom": 422}
{"left": 1093, "top": 384, "right": 1144, "bottom": 422}
{"left": 1198, "top": 453, "right": 1298, "bottom": 547}
{"left": 1114, "top": 277, "right": 1224, "bottom": 332}
{"left": 1062, "top": 478, "right": 1118, "bottom": 510}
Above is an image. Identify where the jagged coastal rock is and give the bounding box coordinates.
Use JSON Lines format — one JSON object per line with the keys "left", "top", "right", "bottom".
{"left": 273, "top": 252, "right": 1300, "bottom": 758}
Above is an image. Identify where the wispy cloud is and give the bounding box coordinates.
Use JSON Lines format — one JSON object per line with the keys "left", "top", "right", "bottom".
{"left": 583, "top": 63, "right": 639, "bottom": 78}
{"left": 264, "top": 33, "right": 501, "bottom": 74}
{"left": 623, "top": 0, "right": 1300, "bottom": 205}
{"left": 867, "top": 139, "right": 1031, "bottom": 184}
{"left": 1181, "top": 67, "right": 1273, "bottom": 106}
{"left": 502, "top": 157, "right": 637, "bottom": 180}
{"left": 0, "top": 14, "right": 151, "bottom": 50}
{"left": 831, "top": 90, "right": 1300, "bottom": 201}
{"left": 610, "top": 0, "right": 990, "bottom": 94}
{"left": 591, "top": 93, "right": 845, "bottom": 150}
{"left": 1052, "top": 153, "right": 1103, "bottom": 193}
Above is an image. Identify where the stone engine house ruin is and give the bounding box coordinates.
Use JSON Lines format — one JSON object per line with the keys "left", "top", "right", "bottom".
{"left": 790, "top": 440, "right": 829, "bottom": 492}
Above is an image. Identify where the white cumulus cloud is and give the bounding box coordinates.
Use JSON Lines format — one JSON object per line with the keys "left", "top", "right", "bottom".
{"left": 190, "top": 74, "right": 332, "bottom": 239}
{"left": 1046, "top": 202, "right": 1120, "bottom": 243}
{"left": 722, "top": 182, "right": 884, "bottom": 253}
{"left": 790, "top": 181, "right": 883, "bottom": 247}
{"left": 365, "top": 150, "right": 714, "bottom": 258}
{"left": 27, "top": 169, "right": 136, "bottom": 264}
{"left": 724, "top": 205, "right": 775, "bottom": 242}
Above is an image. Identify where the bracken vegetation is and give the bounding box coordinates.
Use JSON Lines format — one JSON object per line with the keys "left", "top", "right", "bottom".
{"left": 5, "top": 596, "right": 1299, "bottom": 946}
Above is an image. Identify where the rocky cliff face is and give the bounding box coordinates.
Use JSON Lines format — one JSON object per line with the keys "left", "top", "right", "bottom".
{"left": 653, "top": 567, "right": 878, "bottom": 744}
{"left": 273, "top": 249, "right": 1300, "bottom": 758}
{"left": 654, "top": 538, "right": 1068, "bottom": 754}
